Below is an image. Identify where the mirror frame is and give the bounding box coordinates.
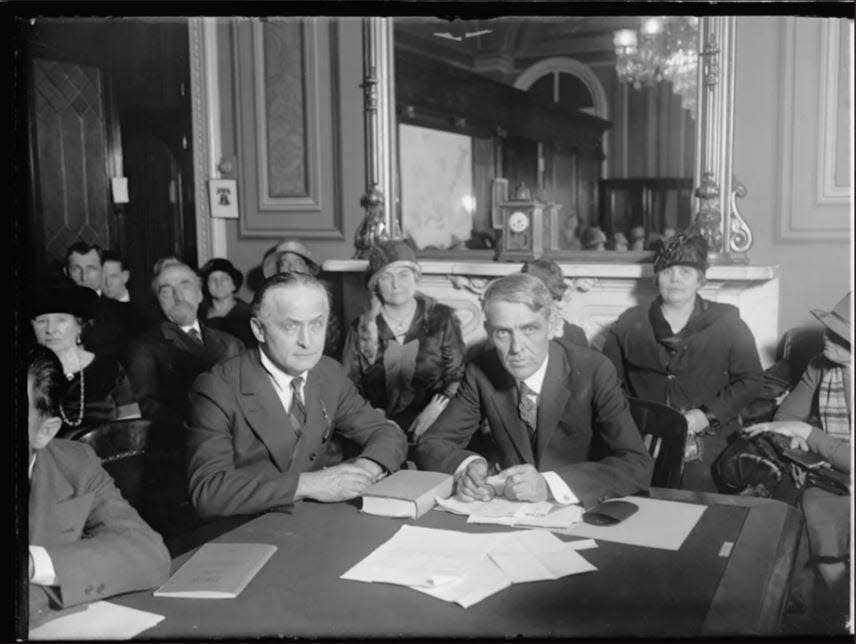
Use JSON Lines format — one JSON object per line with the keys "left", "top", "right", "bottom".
{"left": 357, "top": 16, "right": 753, "bottom": 263}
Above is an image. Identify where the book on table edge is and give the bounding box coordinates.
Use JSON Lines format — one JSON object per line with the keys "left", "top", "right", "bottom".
{"left": 153, "top": 543, "right": 277, "bottom": 599}
{"left": 361, "top": 470, "right": 454, "bottom": 519}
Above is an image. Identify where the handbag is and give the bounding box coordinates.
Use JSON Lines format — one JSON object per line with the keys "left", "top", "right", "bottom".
{"left": 712, "top": 433, "right": 791, "bottom": 497}
{"left": 782, "top": 448, "right": 851, "bottom": 496}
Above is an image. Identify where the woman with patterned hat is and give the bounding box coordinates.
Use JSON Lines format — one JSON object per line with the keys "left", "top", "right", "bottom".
{"left": 30, "top": 283, "right": 139, "bottom": 437}
{"left": 602, "top": 232, "right": 764, "bottom": 492}
{"left": 198, "top": 258, "right": 256, "bottom": 348}
{"left": 744, "top": 293, "right": 851, "bottom": 629}
{"left": 341, "top": 241, "right": 466, "bottom": 448}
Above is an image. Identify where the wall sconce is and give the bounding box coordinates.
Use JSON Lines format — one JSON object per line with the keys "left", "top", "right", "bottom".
{"left": 111, "top": 177, "right": 129, "bottom": 204}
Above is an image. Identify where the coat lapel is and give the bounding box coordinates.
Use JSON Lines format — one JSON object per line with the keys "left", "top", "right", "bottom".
{"left": 238, "top": 350, "right": 298, "bottom": 473}
{"left": 483, "top": 351, "right": 535, "bottom": 464}
{"left": 29, "top": 444, "right": 80, "bottom": 546}
{"left": 535, "top": 342, "right": 572, "bottom": 464}
{"left": 161, "top": 321, "right": 217, "bottom": 363}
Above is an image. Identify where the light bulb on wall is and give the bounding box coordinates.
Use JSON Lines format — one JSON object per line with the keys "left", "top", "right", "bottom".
{"left": 461, "top": 194, "right": 477, "bottom": 215}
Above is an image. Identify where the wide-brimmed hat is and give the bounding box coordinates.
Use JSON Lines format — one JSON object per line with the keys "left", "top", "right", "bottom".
{"left": 521, "top": 259, "right": 568, "bottom": 301}
{"left": 653, "top": 233, "right": 709, "bottom": 273}
{"left": 262, "top": 239, "right": 320, "bottom": 278}
{"left": 200, "top": 258, "right": 244, "bottom": 292}
{"left": 811, "top": 292, "right": 851, "bottom": 342}
{"left": 366, "top": 241, "right": 421, "bottom": 291}
{"left": 31, "top": 284, "right": 98, "bottom": 320}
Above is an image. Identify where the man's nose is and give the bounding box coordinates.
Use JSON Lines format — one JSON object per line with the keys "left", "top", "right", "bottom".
{"left": 297, "top": 325, "right": 310, "bottom": 347}
{"left": 508, "top": 333, "right": 521, "bottom": 354}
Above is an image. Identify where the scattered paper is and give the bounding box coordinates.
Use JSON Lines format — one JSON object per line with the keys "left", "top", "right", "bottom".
{"left": 565, "top": 538, "right": 598, "bottom": 551}
{"left": 561, "top": 496, "right": 707, "bottom": 551}
{"left": 468, "top": 504, "right": 584, "bottom": 529}
{"left": 29, "top": 601, "right": 164, "bottom": 640}
{"left": 341, "top": 526, "right": 597, "bottom": 608}
{"left": 436, "top": 496, "right": 583, "bottom": 528}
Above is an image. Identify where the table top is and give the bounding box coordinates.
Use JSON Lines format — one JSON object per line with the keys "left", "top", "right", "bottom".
{"left": 113, "top": 488, "right": 802, "bottom": 639}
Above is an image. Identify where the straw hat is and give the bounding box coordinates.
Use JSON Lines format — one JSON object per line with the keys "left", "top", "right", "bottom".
{"left": 262, "top": 239, "right": 320, "bottom": 278}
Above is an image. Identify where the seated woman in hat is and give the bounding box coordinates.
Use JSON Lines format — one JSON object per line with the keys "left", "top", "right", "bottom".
{"left": 262, "top": 238, "right": 343, "bottom": 359}
{"left": 521, "top": 259, "right": 588, "bottom": 349}
{"left": 31, "top": 283, "right": 139, "bottom": 438}
{"left": 602, "top": 232, "right": 764, "bottom": 492}
{"left": 342, "top": 241, "right": 466, "bottom": 448}
{"left": 744, "top": 293, "right": 850, "bottom": 628}
{"left": 198, "top": 258, "right": 256, "bottom": 348}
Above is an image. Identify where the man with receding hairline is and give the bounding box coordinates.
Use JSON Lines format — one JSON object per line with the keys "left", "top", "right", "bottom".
{"left": 187, "top": 272, "right": 408, "bottom": 519}
{"left": 415, "top": 272, "right": 652, "bottom": 509}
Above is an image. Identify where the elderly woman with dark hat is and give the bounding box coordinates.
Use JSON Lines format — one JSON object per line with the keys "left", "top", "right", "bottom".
{"left": 342, "top": 241, "right": 466, "bottom": 446}
{"left": 521, "top": 259, "right": 588, "bottom": 350}
{"left": 31, "top": 283, "right": 138, "bottom": 437}
{"left": 198, "top": 258, "right": 255, "bottom": 348}
{"left": 744, "top": 293, "right": 851, "bottom": 628}
{"left": 602, "top": 232, "right": 764, "bottom": 492}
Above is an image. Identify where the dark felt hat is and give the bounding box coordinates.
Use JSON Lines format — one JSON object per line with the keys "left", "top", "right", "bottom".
{"left": 366, "top": 241, "right": 421, "bottom": 290}
{"left": 200, "top": 258, "right": 244, "bottom": 291}
{"left": 811, "top": 292, "right": 851, "bottom": 342}
{"left": 31, "top": 284, "right": 98, "bottom": 320}
{"left": 521, "top": 259, "right": 568, "bottom": 301}
{"left": 653, "top": 233, "right": 709, "bottom": 273}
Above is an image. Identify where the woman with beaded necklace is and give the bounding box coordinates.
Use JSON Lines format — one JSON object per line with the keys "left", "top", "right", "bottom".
{"left": 30, "top": 283, "right": 138, "bottom": 437}
{"left": 342, "top": 241, "right": 466, "bottom": 450}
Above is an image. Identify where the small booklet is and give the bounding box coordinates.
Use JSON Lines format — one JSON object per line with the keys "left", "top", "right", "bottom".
{"left": 154, "top": 542, "right": 277, "bottom": 599}
{"left": 361, "top": 470, "right": 454, "bottom": 519}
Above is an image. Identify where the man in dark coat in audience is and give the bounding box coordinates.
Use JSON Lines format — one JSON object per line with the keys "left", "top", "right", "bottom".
{"left": 126, "top": 260, "right": 244, "bottom": 536}
{"left": 64, "top": 241, "right": 141, "bottom": 363}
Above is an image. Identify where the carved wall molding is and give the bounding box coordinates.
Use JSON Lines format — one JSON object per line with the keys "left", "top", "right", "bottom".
{"left": 188, "top": 18, "right": 212, "bottom": 264}
{"left": 816, "top": 19, "right": 851, "bottom": 205}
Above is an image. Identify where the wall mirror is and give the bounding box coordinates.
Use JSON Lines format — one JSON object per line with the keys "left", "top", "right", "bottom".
{"left": 359, "top": 15, "right": 753, "bottom": 262}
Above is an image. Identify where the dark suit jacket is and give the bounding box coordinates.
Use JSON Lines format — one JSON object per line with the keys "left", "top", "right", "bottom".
{"left": 29, "top": 440, "right": 170, "bottom": 623}
{"left": 126, "top": 321, "right": 245, "bottom": 433}
{"left": 187, "top": 349, "right": 408, "bottom": 519}
{"left": 81, "top": 295, "right": 141, "bottom": 365}
{"left": 415, "top": 341, "right": 653, "bottom": 508}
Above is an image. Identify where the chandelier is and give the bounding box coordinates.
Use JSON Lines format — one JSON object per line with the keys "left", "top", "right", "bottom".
{"left": 613, "top": 17, "right": 700, "bottom": 118}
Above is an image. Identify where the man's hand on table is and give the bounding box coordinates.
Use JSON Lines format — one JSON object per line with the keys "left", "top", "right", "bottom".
{"left": 455, "top": 459, "right": 496, "bottom": 502}
{"left": 296, "top": 463, "right": 376, "bottom": 502}
{"left": 493, "top": 464, "right": 549, "bottom": 502}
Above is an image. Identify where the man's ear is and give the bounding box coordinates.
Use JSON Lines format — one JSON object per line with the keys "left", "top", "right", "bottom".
{"left": 250, "top": 317, "right": 265, "bottom": 344}
{"left": 121, "top": 270, "right": 130, "bottom": 285}
{"left": 32, "top": 416, "right": 62, "bottom": 450}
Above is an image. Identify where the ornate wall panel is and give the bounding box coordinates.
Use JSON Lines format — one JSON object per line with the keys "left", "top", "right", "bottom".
{"left": 235, "top": 18, "right": 344, "bottom": 238}
{"left": 778, "top": 18, "right": 852, "bottom": 240}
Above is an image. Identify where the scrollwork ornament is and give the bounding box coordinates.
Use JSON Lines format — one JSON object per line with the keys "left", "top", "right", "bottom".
{"left": 570, "top": 277, "right": 597, "bottom": 293}
{"left": 354, "top": 185, "right": 388, "bottom": 258}
{"left": 449, "top": 275, "right": 490, "bottom": 296}
{"left": 729, "top": 179, "right": 753, "bottom": 254}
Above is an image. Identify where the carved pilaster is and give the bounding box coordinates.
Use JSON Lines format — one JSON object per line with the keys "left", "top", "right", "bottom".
{"left": 692, "top": 171, "right": 724, "bottom": 254}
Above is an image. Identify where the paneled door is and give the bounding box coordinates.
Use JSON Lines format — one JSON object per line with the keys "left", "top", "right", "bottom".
{"left": 31, "top": 57, "right": 114, "bottom": 271}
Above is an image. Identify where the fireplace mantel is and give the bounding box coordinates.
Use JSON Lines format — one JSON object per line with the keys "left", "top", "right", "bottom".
{"left": 325, "top": 260, "right": 781, "bottom": 367}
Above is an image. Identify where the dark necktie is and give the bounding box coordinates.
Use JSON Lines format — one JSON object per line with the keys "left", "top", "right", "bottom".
{"left": 187, "top": 327, "right": 203, "bottom": 345}
{"left": 290, "top": 377, "right": 307, "bottom": 426}
{"left": 518, "top": 381, "right": 538, "bottom": 442}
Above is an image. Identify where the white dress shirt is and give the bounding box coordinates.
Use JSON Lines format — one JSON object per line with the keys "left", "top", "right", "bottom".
{"left": 455, "top": 354, "right": 579, "bottom": 505}
{"left": 28, "top": 453, "right": 58, "bottom": 586}
{"left": 258, "top": 348, "right": 308, "bottom": 416}
{"left": 179, "top": 320, "right": 203, "bottom": 338}
{"left": 117, "top": 290, "right": 130, "bottom": 303}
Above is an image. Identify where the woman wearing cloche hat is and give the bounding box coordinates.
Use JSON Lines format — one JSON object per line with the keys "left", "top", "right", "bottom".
{"left": 30, "top": 283, "right": 139, "bottom": 436}
{"left": 744, "top": 292, "right": 851, "bottom": 628}
{"left": 341, "top": 241, "right": 466, "bottom": 449}
{"left": 198, "top": 258, "right": 255, "bottom": 348}
{"left": 602, "top": 232, "right": 764, "bottom": 493}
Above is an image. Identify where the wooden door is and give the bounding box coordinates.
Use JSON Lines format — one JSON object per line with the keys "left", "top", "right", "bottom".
{"left": 30, "top": 57, "right": 115, "bottom": 273}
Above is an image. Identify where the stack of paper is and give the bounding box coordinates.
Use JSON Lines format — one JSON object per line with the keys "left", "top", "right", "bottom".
{"left": 29, "top": 601, "right": 164, "bottom": 640}
{"left": 435, "top": 496, "right": 584, "bottom": 529}
{"left": 341, "top": 526, "right": 596, "bottom": 608}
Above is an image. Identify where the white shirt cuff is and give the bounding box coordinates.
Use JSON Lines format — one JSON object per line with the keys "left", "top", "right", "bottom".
{"left": 542, "top": 471, "right": 579, "bottom": 505}
{"left": 454, "top": 455, "right": 486, "bottom": 480}
{"left": 29, "top": 545, "right": 58, "bottom": 586}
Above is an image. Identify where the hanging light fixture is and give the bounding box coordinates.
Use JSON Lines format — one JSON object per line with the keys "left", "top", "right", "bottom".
{"left": 613, "top": 16, "right": 699, "bottom": 118}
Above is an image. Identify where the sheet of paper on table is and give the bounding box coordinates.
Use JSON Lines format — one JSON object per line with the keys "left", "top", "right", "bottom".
{"left": 560, "top": 496, "right": 707, "bottom": 551}
{"left": 29, "top": 601, "right": 164, "bottom": 640}
{"left": 435, "top": 496, "right": 584, "bottom": 529}
{"left": 341, "top": 525, "right": 596, "bottom": 608}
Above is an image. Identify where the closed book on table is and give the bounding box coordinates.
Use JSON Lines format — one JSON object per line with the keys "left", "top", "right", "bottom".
{"left": 361, "top": 470, "right": 454, "bottom": 519}
{"left": 154, "top": 543, "right": 277, "bottom": 599}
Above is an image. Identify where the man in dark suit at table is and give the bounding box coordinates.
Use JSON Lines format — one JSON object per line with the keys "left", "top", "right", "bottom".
{"left": 415, "top": 273, "right": 653, "bottom": 508}
{"left": 187, "top": 272, "right": 408, "bottom": 519}
{"left": 27, "top": 346, "right": 169, "bottom": 628}
{"left": 126, "top": 260, "right": 244, "bottom": 535}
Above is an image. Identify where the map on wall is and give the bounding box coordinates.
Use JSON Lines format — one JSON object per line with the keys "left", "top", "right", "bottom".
{"left": 399, "top": 124, "right": 474, "bottom": 250}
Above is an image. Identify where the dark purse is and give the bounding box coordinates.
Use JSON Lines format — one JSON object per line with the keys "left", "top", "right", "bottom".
{"left": 712, "top": 432, "right": 791, "bottom": 497}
